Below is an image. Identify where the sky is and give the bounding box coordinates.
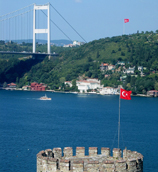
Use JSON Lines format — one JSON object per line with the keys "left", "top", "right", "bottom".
{"left": 0, "top": 0, "right": 158, "bottom": 43}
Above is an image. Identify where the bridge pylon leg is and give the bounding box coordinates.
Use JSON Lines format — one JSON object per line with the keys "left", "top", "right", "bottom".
{"left": 33, "top": 3, "right": 51, "bottom": 54}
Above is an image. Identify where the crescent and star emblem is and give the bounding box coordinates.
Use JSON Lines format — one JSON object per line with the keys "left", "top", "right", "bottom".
{"left": 122, "top": 91, "right": 128, "bottom": 97}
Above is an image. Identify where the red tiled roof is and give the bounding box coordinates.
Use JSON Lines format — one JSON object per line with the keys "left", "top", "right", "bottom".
{"left": 8, "top": 83, "right": 17, "bottom": 86}
{"left": 100, "top": 63, "right": 108, "bottom": 66}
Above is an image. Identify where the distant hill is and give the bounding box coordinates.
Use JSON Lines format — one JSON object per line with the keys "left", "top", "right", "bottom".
{"left": 4, "top": 39, "right": 73, "bottom": 46}
{"left": 1, "top": 30, "right": 158, "bottom": 94}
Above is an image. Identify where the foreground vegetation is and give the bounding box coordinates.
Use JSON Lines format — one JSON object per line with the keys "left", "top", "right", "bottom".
{"left": 0, "top": 30, "right": 158, "bottom": 94}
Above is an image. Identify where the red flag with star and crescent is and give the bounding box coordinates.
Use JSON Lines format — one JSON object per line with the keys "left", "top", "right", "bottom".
{"left": 124, "top": 19, "right": 129, "bottom": 23}
{"left": 120, "top": 88, "right": 132, "bottom": 100}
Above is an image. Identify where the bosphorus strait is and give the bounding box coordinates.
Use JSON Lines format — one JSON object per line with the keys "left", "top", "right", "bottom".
{"left": 0, "top": 90, "right": 158, "bottom": 172}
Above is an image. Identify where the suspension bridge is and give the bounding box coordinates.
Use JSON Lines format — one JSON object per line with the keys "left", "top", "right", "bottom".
{"left": 0, "top": 3, "right": 86, "bottom": 59}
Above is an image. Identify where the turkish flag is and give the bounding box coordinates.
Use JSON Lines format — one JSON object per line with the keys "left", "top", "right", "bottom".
{"left": 120, "top": 88, "right": 132, "bottom": 100}
{"left": 124, "top": 19, "right": 129, "bottom": 23}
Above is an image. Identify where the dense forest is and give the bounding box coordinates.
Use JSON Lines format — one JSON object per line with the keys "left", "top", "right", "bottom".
{"left": 0, "top": 30, "right": 158, "bottom": 94}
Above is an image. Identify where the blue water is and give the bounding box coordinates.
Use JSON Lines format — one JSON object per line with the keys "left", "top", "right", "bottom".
{"left": 0, "top": 90, "right": 158, "bottom": 172}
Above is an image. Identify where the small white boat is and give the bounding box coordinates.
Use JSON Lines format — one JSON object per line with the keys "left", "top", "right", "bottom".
{"left": 40, "top": 94, "right": 51, "bottom": 100}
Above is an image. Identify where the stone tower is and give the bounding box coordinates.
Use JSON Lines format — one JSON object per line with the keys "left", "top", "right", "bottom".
{"left": 37, "top": 147, "right": 143, "bottom": 172}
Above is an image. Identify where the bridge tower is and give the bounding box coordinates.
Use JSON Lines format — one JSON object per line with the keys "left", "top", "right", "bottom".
{"left": 33, "top": 3, "right": 50, "bottom": 54}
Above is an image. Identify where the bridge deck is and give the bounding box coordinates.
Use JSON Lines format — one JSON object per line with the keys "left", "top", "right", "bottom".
{"left": 0, "top": 51, "right": 59, "bottom": 56}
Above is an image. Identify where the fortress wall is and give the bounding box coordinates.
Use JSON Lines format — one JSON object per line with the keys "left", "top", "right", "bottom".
{"left": 37, "top": 147, "right": 143, "bottom": 172}
{"left": 74, "top": 160, "right": 84, "bottom": 171}
{"left": 86, "top": 161, "right": 99, "bottom": 172}
{"left": 115, "top": 160, "right": 127, "bottom": 172}
{"left": 60, "top": 159, "right": 70, "bottom": 172}
{"left": 103, "top": 161, "right": 115, "bottom": 171}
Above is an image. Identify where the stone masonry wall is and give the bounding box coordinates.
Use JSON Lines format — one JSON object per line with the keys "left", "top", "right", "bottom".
{"left": 37, "top": 147, "right": 143, "bottom": 172}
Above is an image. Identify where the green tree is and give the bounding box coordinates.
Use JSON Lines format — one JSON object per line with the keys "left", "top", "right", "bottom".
{"left": 154, "top": 82, "right": 158, "bottom": 90}
{"left": 87, "top": 56, "right": 92, "bottom": 62}
{"left": 59, "top": 77, "right": 66, "bottom": 83}
{"left": 96, "top": 51, "right": 100, "bottom": 58}
{"left": 151, "top": 61, "right": 158, "bottom": 71}
{"left": 3, "top": 82, "right": 7, "bottom": 88}
{"left": 71, "top": 79, "right": 78, "bottom": 91}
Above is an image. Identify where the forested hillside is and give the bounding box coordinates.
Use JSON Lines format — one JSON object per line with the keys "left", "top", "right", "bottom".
{"left": 0, "top": 30, "right": 158, "bottom": 94}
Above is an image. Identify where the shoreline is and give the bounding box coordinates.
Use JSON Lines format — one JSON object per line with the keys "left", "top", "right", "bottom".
{"left": 1, "top": 88, "right": 157, "bottom": 98}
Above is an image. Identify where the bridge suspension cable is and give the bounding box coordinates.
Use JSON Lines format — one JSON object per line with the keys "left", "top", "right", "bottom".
{"left": 0, "top": 4, "right": 34, "bottom": 18}
{"left": 50, "top": 3, "right": 87, "bottom": 43}
{"left": 41, "top": 10, "right": 73, "bottom": 42}
{"left": 0, "top": 9, "right": 33, "bottom": 22}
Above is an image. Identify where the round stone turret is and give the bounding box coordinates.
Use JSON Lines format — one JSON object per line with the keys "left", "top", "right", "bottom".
{"left": 37, "top": 147, "right": 143, "bottom": 172}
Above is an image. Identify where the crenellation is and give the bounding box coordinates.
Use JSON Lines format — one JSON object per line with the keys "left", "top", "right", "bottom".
{"left": 101, "top": 147, "right": 110, "bottom": 157}
{"left": 53, "top": 148, "right": 62, "bottom": 159}
{"left": 64, "top": 147, "right": 73, "bottom": 158}
{"left": 113, "top": 148, "right": 122, "bottom": 159}
{"left": 37, "top": 147, "right": 143, "bottom": 172}
{"left": 76, "top": 147, "right": 85, "bottom": 157}
{"left": 45, "top": 149, "right": 53, "bottom": 157}
{"left": 89, "top": 147, "right": 98, "bottom": 157}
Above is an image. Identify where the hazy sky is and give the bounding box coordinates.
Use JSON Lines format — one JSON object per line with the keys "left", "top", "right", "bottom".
{"left": 0, "top": 0, "right": 158, "bottom": 42}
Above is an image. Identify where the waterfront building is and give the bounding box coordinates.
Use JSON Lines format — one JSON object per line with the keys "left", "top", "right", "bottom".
{"left": 147, "top": 90, "right": 158, "bottom": 97}
{"left": 76, "top": 79, "right": 101, "bottom": 93}
{"left": 100, "top": 87, "right": 118, "bottom": 95}
{"left": 31, "top": 82, "right": 47, "bottom": 91}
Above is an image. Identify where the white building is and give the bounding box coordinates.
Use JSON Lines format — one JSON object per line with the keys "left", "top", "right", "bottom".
{"left": 65, "top": 81, "right": 72, "bottom": 87}
{"left": 76, "top": 79, "right": 101, "bottom": 93}
{"left": 108, "top": 64, "right": 115, "bottom": 70}
{"left": 117, "top": 61, "right": 125, "bottom": 66}
{"left": 64, "top": 41, "right": 85, "bottom": 47}
{"left": 73, "top": 40, "right": 84, "bottom": 46}
{"left": 124, "top": 67, "right": 135, "bottom": 74}
{"left": 100, "top": 87, "right": 118, "bottom": 95}
{"left": 138, "top": 66, "right": 143, "bottom": 72}
{"left": 63, "top": 44, "right": 74, "bottom": 47}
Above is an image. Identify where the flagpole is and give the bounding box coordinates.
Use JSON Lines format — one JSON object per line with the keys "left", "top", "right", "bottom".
{"left": 118, "top": 89, "right": 121, "bottom": 148}
{"left": 123, "top": 21, "right": 125, "bottom": 35}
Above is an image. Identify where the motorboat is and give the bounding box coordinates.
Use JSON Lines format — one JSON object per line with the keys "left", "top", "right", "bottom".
{"left": 40, "top": 94, "right": 51, "bottom": 100}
